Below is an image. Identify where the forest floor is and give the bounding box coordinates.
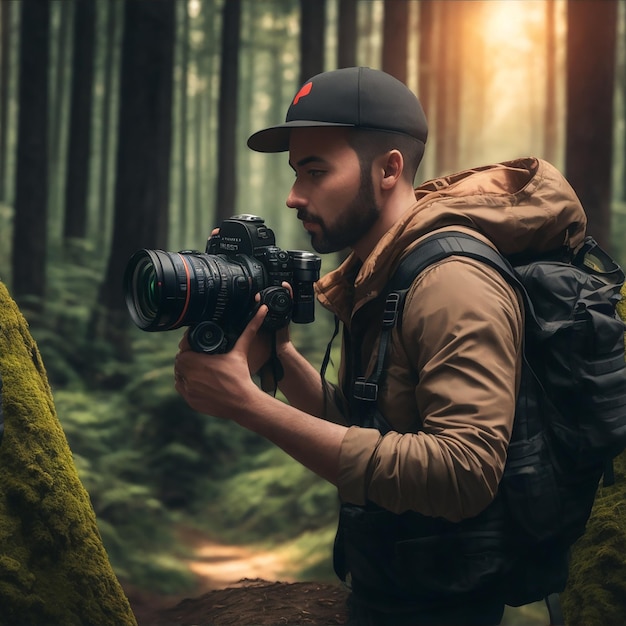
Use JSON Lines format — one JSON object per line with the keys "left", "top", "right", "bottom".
{"left": 122, "top": 527, "right": 547, "bottom": 626}
{"left": 123, "top": 527, "right": 350, "bottom": 626}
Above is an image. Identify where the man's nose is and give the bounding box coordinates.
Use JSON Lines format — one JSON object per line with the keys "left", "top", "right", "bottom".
{"left": 286, "top": 183, "right": 306, "bottom": 209}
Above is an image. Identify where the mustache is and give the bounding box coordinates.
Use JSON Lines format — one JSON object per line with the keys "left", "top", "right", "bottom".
{"left": 297, "top": 210, "right": 323, "bottom": 225}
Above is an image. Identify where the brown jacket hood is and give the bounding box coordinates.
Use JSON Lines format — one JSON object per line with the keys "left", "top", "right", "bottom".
{"left": 316, "top": 157, "right": 586, "bottom": 321}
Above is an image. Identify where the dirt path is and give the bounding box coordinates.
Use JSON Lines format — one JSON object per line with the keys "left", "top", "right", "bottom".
{"left": 186, "top": 539, "right": 296, "bottom": 593}
{"left": 125, "top": 528, "right": 300, "bottom": 625}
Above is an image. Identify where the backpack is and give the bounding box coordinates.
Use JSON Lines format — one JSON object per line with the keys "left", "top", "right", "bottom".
{"left": 349, "top": 229, "right": 626, "bottom": 612}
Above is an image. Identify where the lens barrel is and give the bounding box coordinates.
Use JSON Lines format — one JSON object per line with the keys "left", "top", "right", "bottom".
{"left": 123, "top": 249, "right": 265, "bottom": 332}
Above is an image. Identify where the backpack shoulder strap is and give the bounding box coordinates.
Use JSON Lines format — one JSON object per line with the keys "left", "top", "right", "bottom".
{"left": 390, "top": 230, "right": 539, "bottom": 330}
{"left": 391, "top": 230, "right": 518, "bottom": 293}
{"left": 351, "top": 230, "right": 525, "bottom": 434}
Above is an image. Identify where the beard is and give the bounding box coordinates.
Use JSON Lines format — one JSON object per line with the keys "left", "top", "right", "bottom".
{"left": 298, "top": 173, "right": 381, "bottom": 254}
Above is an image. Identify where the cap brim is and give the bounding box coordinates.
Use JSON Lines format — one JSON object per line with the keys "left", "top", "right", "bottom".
{"left": 247, "top": 120, "right": 355, "bottom": 153}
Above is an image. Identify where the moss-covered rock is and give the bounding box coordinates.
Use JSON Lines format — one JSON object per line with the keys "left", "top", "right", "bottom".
{"left": 561, "top": 282, "right": 626, "bottom": 625}
{"left": 0, "top": 282, "right": 136, "bottom": 626}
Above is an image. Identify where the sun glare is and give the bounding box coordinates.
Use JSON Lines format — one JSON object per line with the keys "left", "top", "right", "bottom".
{"left": 483, "top": 0, "right": 546, "bottom": 47}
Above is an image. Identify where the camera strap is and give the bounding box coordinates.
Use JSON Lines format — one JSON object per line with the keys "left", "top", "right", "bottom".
{"left": 259, "top": 332, "right": 284, "bottom": 396}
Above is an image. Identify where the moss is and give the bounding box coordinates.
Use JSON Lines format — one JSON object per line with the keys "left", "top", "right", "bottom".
{"left": 562, "top": 452, "right": 626, "bottom": 626}
{"left": 0, "top": 282, "right": 137, "bottom": 625}
{"left": 561, "top": 285, "right": 626, "bottom": 625}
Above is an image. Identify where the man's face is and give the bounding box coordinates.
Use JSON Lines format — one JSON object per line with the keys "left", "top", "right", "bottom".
{"left": 287, "top": 128, "right": 380, "bottom": 254}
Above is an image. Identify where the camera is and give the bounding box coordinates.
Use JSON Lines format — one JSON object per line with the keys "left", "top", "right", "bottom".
{"left": 123, "top": 214, "right": 321, "bottom": 353}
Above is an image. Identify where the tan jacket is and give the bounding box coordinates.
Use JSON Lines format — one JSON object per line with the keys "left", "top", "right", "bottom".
{"left": 316, "top": 157, "right": 587, "bottom": 522}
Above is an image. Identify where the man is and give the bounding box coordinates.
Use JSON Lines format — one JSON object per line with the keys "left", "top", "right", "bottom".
{"left": 174, "top": 67, "right": 586, "bottom": 625}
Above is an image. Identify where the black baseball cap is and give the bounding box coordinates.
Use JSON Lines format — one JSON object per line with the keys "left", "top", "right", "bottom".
{"left": 247, "top": 66, "right": 428, "bottom": 153}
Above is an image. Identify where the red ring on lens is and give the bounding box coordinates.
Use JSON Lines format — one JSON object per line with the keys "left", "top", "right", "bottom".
{"left": 173, "top": 253, "right": 192, "bottom": 327}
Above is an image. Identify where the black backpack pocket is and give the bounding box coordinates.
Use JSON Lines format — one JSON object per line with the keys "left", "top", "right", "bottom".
{"left": 393, "top": 529, "right": 506, "bottom": 598}
{"left": 334, "top": 504, "right": 399, "bottom": 595}
{"left": 335, "top": 501, "right": 508, "bottom": 603}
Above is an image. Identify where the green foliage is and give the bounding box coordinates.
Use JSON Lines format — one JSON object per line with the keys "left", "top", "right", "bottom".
{"left": 200, "top": 447, "right": 339, "bottom": 544}
{"left": 194, "top": 446, "right": 340, "bottom": 586}
{"left": 284, "top": 526, "right": 338, "bottom": 582}
{"left": 52, "top": 388, "right": 194, "bottom": 593}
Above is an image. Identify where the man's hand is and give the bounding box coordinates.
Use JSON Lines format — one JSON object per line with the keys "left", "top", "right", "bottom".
{"left": 175, "top": 291, "right": 346, "bottom": 488}
{"left": 174, "top": 305, "right": 269, "bottom": 418}
{"left": 247, "top": 283, "right": 293, "bottom": 374}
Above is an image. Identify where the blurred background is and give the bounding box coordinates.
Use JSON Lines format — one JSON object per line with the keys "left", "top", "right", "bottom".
{"left": 0, "top": 1, "right": 624, "bottom": 623}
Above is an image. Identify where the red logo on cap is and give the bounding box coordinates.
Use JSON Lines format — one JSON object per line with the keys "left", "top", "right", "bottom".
{"left": 293, "top": 82, "right": 312, "bottom": 105}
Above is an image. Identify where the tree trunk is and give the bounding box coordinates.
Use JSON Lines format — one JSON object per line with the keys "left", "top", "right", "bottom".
{"left": 299, "top": 0, "right": 326, "bottom": 85}
{"left": 97, "top": 0, "right": 119, "bottom": 250}
{"left": 455, "top": 1, "right": 488, "bottom": 169}
{"left": 382, "top": 0, "right": 408, "bottom": 83}
{"left": 193, "top": 1, "right": 207, "bottom": 241}
{"left": 47, "top": 0, "right": 73, "bottom": 246}
{"left": 215, "top": 0, "right": 241, "bottom": 221}
{"left": 565, "top": 0, "right": 617, "bottom": 250}
{"left": 94, "top": 0, "right": 175, "bottom": 358}
{"left": 11, "top": 0, "right": 50, "bottom": 310}
{"left": 197, "top": 0, "right": 218, "bottom": 239}
{"left": 434, "top": 1, "right": 463, "bottom": 176}
{"left": 0, "top": 0, "right": 12, "bottom": 202}
{"left": 337, "top": 0, "right": 357, "bottom": 69}
{"left": 620, "top": 1, "right": 626, "bottom": 204}
{"left": 416, "top": 0, "right": 436, "bottom": 180}
{"left": 179, "top": 0, "right": 191, "bottom": 243}
{"left": 543, "top": 0, "right": 558, "bottom": 165}
{"left": 0, "top": 283, "right": 137, "bottom": 626}
{"left": 63, "top": 0, "right": 96, "bottom": 244}
{"left": 417, "top": 0, "right": 435, "bottom": 119}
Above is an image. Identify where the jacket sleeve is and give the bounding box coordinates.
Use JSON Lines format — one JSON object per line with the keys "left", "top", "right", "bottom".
{"left": 336, "top": 257, "right": 523, "bottom": 522}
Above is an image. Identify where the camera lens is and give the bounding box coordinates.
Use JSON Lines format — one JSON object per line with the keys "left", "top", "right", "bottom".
{"left": 134, "top": 257, "right": 160, "bottom": 321}
{"left": 123, "top": 249, "right": 266, "bottom": 332}
{"left": 125, "top": 249, "right": 185, "bottom": 330}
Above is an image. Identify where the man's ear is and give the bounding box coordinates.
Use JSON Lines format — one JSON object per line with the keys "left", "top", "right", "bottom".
{"left": 380, "top": 150, "right": 404, "bottom": 190}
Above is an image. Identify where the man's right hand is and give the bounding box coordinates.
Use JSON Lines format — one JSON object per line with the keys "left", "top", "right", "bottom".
{"left": 249, "top": 283, "right": 293, "bottom": 379}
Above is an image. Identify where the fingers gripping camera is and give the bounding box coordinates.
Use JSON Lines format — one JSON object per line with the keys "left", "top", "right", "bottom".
{"left": 123, "top": 215, "right": 321, "bottom": 353}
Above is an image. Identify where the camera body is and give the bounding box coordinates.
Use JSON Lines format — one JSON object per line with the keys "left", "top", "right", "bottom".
{"left": 123, "top": 214, "right": 321, "bottom": 353}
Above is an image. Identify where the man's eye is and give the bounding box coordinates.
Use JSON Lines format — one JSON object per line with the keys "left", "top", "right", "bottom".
{"left": 308, "top": 169, "right": 325, "bottom": 178}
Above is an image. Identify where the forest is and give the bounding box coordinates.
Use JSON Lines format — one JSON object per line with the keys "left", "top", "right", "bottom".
{"left": 1, "top": 0, "right": 626, "bottom": 624}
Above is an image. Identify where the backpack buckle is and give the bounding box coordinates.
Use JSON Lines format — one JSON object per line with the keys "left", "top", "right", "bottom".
{"left": 353, "top": 377, "right": 378, "bottom": 402}
{"left": 382, "top": 292, "right": 401, "bottom": 327}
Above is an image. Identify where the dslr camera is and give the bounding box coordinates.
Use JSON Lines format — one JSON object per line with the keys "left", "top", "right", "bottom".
{"left": 123, "top": 214, "right": 321, "bottom": 353}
